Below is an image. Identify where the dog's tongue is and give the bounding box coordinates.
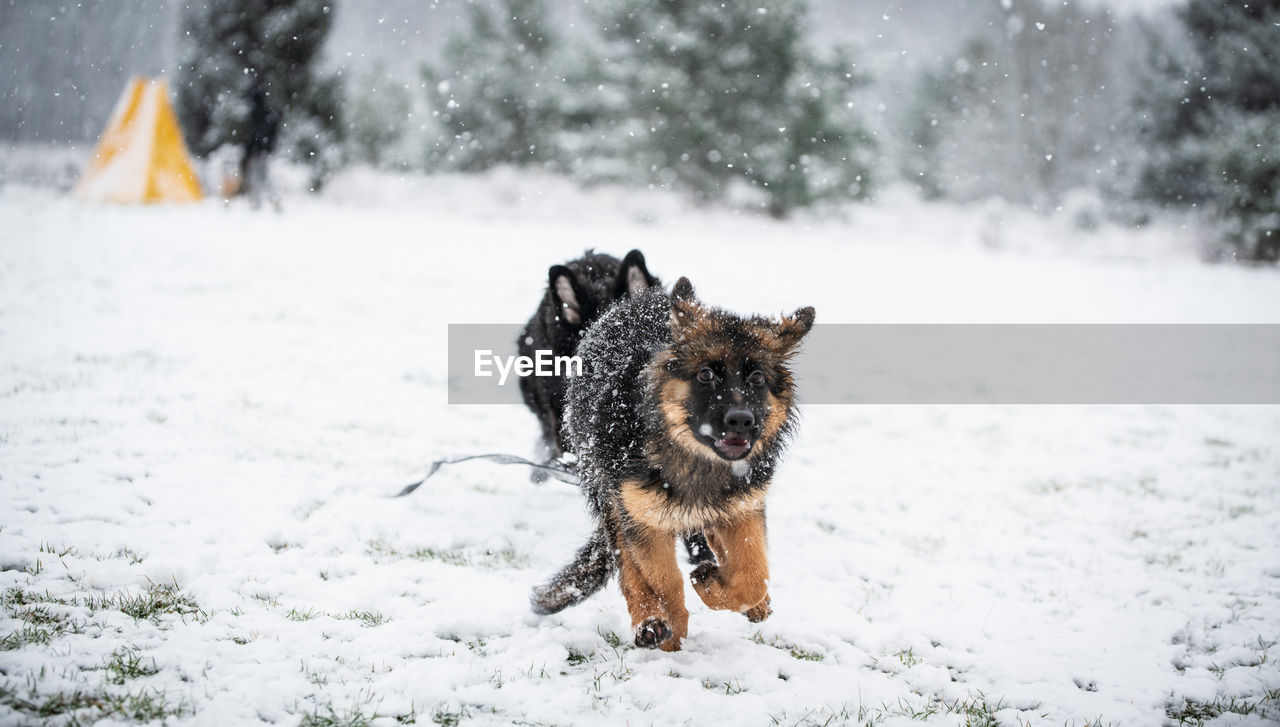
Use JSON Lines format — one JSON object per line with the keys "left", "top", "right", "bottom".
{"left": 716, "top": 436, "right": 750, "bottom": 455}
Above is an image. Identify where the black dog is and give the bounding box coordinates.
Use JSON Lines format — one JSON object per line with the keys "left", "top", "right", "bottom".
{"left": 518, "top": 250, "right": 659, "bottom": 464}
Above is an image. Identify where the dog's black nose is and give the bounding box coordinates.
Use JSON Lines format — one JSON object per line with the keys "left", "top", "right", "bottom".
{"left": 723, "top": 408, "right": 755, "bottom": 433}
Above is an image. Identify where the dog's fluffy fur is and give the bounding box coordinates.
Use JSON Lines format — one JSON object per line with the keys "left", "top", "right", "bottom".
{"left": 530, "top": 277, "right": 814, "bottom": 651}
{"left": 517, "top": 250, "right": 658, "bottom": 463}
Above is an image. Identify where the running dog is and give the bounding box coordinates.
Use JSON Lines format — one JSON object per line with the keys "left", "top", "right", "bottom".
{"left": 531, "top": 277, "right": 815, "bottom": 651}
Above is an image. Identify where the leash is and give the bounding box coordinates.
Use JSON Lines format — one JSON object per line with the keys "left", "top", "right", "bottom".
{"left": 392, "top": 453, "right": 581, "bottom": 497}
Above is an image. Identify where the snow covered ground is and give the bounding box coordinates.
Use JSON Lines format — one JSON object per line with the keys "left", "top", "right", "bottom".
{"left": 2, "top": 170, "right": 1279, "bottom": 726}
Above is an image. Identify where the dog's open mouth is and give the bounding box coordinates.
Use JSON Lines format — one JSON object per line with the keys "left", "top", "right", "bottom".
{"left": 713, "top": 436, "right": 752, "bottom": 459}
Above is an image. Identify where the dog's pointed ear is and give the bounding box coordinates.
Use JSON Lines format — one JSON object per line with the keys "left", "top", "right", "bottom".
{"left": 668, "top": 277, "right": 704, "bottom": 339}
{"left": 670, "top": 277, "right": 696, "bottom": 304}
{"left": 549, "top": 265, "right": 585, "bottom": 326}
{"left": 614, "top": 249, "right": 657, "bottom": 298}
{"left": 776, "top": 306, "right": 815, "bottom": 350}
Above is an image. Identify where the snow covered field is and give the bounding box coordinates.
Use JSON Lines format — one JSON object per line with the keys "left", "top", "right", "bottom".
{"left": 2, "top": 172, "right": 1279, "bottom": 726}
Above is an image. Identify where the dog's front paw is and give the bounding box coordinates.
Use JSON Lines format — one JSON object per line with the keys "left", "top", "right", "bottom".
{"left": 744, "top": 595, "right": 772, "bottom": 623}
{"left": 634, "top": 617, "right": 673, "bottom": 649}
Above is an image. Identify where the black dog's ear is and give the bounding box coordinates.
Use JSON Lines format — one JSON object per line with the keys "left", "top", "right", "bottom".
{"left": 549, "top": 265, "right": 585, "bottom": 326}
{"left": 614, "top": 249, "right": 657, "bottom": 298}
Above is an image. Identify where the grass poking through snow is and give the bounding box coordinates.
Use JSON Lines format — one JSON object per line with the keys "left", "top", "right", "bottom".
{"left": 366, "top": 540, "right": 527, "bottom": 569}
{"left": 751, "top": 631, "right": 826, "bottom": 662}
{"left": 0, "top": 680, "right": 189, "bottom": 725}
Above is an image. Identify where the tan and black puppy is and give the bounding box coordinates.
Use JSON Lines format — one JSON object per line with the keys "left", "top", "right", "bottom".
{"left": 531, "top": 277, "right": 814, "bottom": 652}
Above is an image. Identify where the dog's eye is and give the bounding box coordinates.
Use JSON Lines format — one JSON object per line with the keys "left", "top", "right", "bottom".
{"left": 747, "top": 370, "right": 766, "bottom": 386}
{"left": 696, "top": 367, "right": 716, "bottom": 383}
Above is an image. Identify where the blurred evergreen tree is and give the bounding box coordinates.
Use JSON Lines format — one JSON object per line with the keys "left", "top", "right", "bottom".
{"left": 588, "top": 0, "right": 873, "bottom": 217}
{"left": 902, "top": 1, "right": 1129, "bottom": 208}
{"left": 346, "top": 61, "right": 413, "bottom": 169}
{"left": 900, "top": 37, "right": 1009, "bottom": 203}
{"left": 175, "top": 0, "right": 343, "bottom": 190}
{"left": 1135, "top": 0, "right": 1280, "bottom": 261}
{"left": 423, "top": 0, "right": 563, "bottom": 171}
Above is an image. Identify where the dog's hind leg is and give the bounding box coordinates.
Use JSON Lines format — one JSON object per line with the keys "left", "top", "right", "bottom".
{"left": 615, "top": 525, "right": 688, "bottom": 651}
{"left": 690, "top": 509, "right": 772, "bottom": 622}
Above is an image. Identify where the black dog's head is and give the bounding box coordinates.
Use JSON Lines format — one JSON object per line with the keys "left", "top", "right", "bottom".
{"left": 546, "top": 249, "right": 658, "bottom": 330}
{"left": 657, "top": 277, "right": 815, "bottom": 462}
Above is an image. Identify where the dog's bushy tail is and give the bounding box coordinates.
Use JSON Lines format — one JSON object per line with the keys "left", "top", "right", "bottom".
{"left": 530, "top": 525, "right": 614, "bottom": 615}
